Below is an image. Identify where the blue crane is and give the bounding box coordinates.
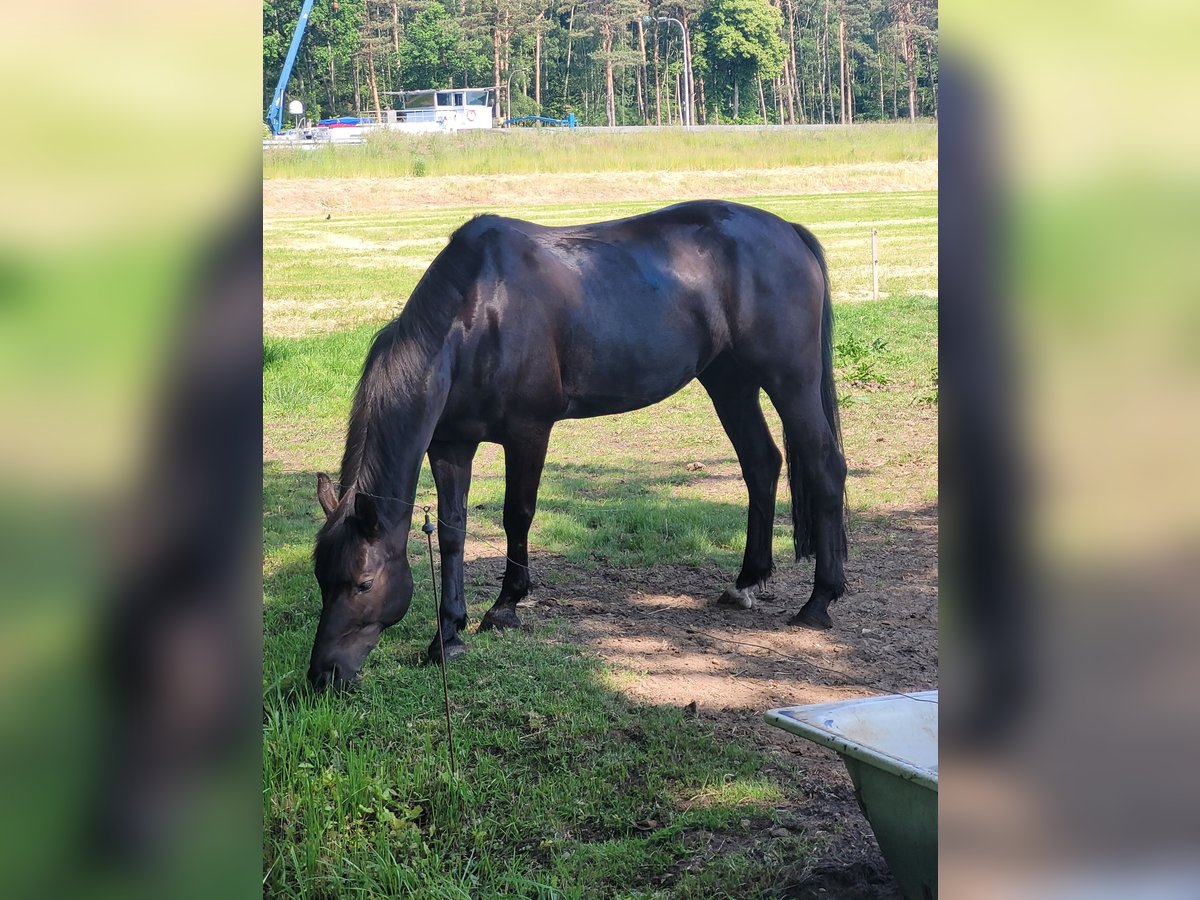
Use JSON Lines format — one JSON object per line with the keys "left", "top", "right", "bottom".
{"left": 266, "top": 0, "right": 317, "bottom": 135}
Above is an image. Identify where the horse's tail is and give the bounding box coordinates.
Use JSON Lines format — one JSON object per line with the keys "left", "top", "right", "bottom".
{"left": 784, "top": 223, "right": 848, "bottom": 560}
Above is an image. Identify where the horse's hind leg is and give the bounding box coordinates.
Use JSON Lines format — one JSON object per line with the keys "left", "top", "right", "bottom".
{"left": 699, "top": 358, "right": 782, "bottom": 610}
{"left": 764, "top": 382, "right": 848, "bottom": 629}
{"left": 479, "top": 424, "right": 551, "bottom": 633}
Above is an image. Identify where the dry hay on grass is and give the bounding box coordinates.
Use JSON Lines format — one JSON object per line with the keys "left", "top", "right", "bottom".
{"left": 263, "top": 296, "right": 410, "bottom": 339}
{"left": 263, "top": 161, "right": 937, "bottom": 217}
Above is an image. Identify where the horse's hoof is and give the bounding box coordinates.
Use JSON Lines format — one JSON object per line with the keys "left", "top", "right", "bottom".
{"left": 788, "top": 605, "right": 834, "bottom": 630}
{"left": 717, "top": 585, "right": 756, "bottom": 609}
{"left": 425, "top": 637, "right": 468, "bottom": 666}
{"left": 479, "top": 606, "right": 522, "bottom": 632}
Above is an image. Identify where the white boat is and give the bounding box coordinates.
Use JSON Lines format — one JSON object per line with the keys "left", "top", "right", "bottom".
{"left": 303, "top": 88, "right": 496, "bottom": 143}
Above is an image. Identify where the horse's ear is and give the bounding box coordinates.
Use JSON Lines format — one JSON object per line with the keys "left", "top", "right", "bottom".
{"left": 316, "top": 473, "right": 338, "bottom": 517}
{"left": 353, "top": 490, "right": 380, "bottom": 536}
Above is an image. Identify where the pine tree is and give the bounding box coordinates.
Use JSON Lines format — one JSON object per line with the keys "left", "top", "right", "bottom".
{"left": 263, "top": 0, "right": 936, "bottom": 126}
{"left": 699, "top": 0, "right": 786, "bottom": 122}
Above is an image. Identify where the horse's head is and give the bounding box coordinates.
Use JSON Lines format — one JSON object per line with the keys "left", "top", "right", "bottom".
{"left": 308, "top": 473, "right": 413, "bottom": 691}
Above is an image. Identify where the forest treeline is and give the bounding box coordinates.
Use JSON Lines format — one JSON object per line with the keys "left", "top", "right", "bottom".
{"left": 263, "top": 0, "right": 936, "bottom": 127}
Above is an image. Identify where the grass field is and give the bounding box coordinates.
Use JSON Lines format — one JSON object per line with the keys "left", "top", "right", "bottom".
{"left": 265, "top": 192, "right": 936, "bottom": 337}
{"left": 263, "top": 124, "right": 937, "bottom": 180}
{"left": 264, "top": 128, "right": 937, "bottom": 897}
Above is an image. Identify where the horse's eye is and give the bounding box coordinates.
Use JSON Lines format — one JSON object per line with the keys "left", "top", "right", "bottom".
{"left": 356, "top": 579, "right": 374, "bottom": 593}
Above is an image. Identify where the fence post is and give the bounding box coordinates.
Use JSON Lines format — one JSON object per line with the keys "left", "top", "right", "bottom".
{"left": 871, "top": 228, "right": 879, "bottom": 301}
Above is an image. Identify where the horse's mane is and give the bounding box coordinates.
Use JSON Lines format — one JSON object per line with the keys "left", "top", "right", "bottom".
{"left": 329, "top": 218, "right": 500, "bottom": 514}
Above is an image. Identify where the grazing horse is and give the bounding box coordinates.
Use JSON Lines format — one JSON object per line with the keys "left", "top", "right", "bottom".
{"left": 308, "top": 200, "right": 847, "bottom": 691}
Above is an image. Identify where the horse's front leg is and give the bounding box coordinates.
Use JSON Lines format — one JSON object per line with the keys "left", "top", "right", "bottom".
{"left": 479, "top": 426, "right": 551, "bottom": 633}
{"left": 426, "top": 440, "right": 478, "bottom": 664}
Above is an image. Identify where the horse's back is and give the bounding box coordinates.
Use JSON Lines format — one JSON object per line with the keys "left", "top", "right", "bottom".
{"left": 456, "top": 200, "right": 820, "bottom": 316}
{"left": 441, "top": 202, "right": 827, "bottom": 422}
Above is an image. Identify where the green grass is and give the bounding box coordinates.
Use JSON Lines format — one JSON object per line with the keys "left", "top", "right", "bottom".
{"left": 264, "top": 182, "right": 937, "bottom": 895}
{"left": 264, "top": 124, "right": 938, "bottom": 180}
{"left": 264, "top": 599, "right": 813, "bottom": 896}
{"left": 264, "top": 291, "right": 936, "bottom": 570}
{"left": 263, "top": 294, "right": 935, "bottom": 895}
{"left": 265, "top": 191, "right": 936, "bottom": 336}
{"left": 265, "top": 410, "right": 828, "bottom": 896}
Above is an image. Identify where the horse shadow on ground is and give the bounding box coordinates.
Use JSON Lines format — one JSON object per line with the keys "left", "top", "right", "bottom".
{"left": 263, "top": 459, "right": 936, "bottom": 714}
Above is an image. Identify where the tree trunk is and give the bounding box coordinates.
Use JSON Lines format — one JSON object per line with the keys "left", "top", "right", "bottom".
{"left": 493, "top": 27, "right": 502, "bottom": 121}
{"left": 906, "top": 42, "right": 917, "bottom": 120}
{"left": 892, "top": 33, "right": 899, "bottom": 117}
{"left": 925, "top": 39, "right": 937, "bottom": 118}
{"left": 757, "top": 72, "right": 768, "bottom": 124}
{"left": 827, "top": 27, "right": 835, "bottom": 122}
{"left": 535, "top": 26, "right": 542, "bottom": 111}
{"left": 563, "top": 4, "right": 575, "bottom": 107}
{"left": 779, "top": 58, "right": 791, "bottom": 124}
{"left": 820, "top": 0, "right": 830, "bottom": 123}
{"left": 877, "top": 29, "right": 885, "bottom": 119}
{"left": 681, "top": 13, "right": 695, "bottom": 127}
{"left": 367, "top": 51, "right": 383, "bottom": 122}
{"left": 392, "top": 2, "right": 399, "bottom": 54}
{"left": 652, "top": 23, "right": 662, "bottom": 125}
{"left": 619, "top": 59, "right": 627, "bottom": 126}
{"left": 899, "top": 3, "right": 917, "bottom": 121}
{"left": 698, "top": 75, "right": 707, "bottom": 124}
{"left": 353, "top": 56, "right": 362, "bottom": 113}
{"left": 732, "top": 78, "right": 739, "bottom": 119}
{"left": 327, "top": 51, "right": 336, "bottom": 116}
{"left": 785, "top": 0, "right": 799, "bottom": 122}
{"left": 795, "top": 11, "right": 807, "bottom": 123}
{"left": 603, "top": 31, "right": 616, "bottom": 127}
{"left": 838, "top": 15, "right": 846, "bottom": 124}
{"left": 636, "top": 19, "right": 648, "bottom": 123}
{"left": 846, "top": 54, "right": 854, "bottom": 123}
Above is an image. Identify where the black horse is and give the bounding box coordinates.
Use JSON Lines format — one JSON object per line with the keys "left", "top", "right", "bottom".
{"left": 308, "top": 200, "right": 847, "bottom": 691}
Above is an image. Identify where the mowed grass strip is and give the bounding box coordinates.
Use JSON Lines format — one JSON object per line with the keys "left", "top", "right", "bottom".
{"left": 263, "top": 291, "right": 936, "bottom": 896}
{"left": 265, "top": 191, "right": 936, "bottom": 337}
{"left": 264, "top": 123, "right": 937, "bottom": 180}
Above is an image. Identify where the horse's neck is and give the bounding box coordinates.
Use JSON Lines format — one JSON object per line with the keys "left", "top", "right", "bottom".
{"left": 343, "top": 333, "right": 452, "bottom": 522}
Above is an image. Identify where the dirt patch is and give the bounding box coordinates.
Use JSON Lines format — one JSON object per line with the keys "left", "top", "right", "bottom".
{"left": 263, "top": 161, "right": 937, "bottom": 217}
{"left": 475, "top": 504, "right": 936, "bottom": 894}
{"left": 786, "top": 860, "right": 904, "bottom": 899}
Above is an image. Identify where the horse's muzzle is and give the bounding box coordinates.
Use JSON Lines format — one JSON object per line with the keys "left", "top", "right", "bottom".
{"left": 307, "top": 661, "right": 358, "bottom": 693}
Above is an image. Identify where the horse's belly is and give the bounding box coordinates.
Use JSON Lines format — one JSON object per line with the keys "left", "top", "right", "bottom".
{"left": 559, "top": 354, "right": 703, "bottom": 418}
{"left": 561, "top": 381, "right": 691, "bottom": 419}
{"left": 551, "top": 282, "right": 725, "bottom": 419}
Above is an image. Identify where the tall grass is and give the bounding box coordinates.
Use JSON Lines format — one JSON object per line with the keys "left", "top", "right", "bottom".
{"left": 264, "top": 123, "right": 937, "bottom": 180}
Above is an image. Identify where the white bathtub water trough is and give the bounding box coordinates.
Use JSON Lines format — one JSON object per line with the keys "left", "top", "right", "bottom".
{"left": 765, "top": 691, "right": 937, "bottom": 900}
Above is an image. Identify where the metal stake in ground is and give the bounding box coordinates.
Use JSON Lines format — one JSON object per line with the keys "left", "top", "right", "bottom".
{"left": 422, "top": 508, "right": 458, "bottom": 773}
